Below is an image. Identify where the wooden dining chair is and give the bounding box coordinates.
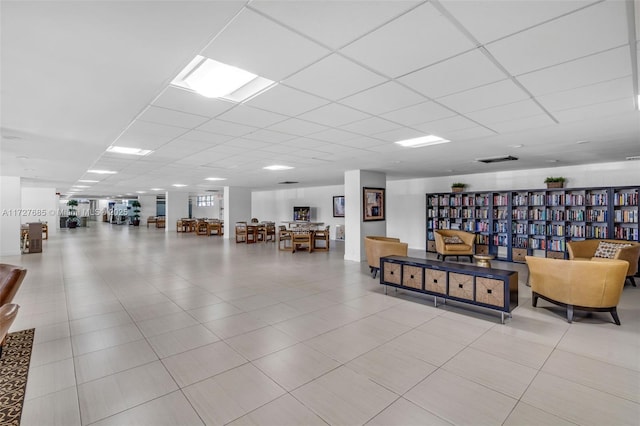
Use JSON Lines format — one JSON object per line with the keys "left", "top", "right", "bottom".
{"left": 292, "top": 229, "right": 313, "bottom": 253}
{"left": 246, "top": 225, "right": 258, "bottom": 244}
{"left": 278, "top": 226, "right": 292, "bottom": 251}
{"left": 235, "top": 222, "right": 247, "bottom": 243}
{"left": 313, "top": 225, "right": 330, "bottom": 251}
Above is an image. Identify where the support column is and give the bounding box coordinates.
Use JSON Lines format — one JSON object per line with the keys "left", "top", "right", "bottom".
{"left": 165, "top": 191, "right": 189, "bottom": 232}
{"left": 223, "top": 186, "right": 251, "bottom": 240}
{"left": 21, "top": 187, "right": 58, "bottom": 236}
{"left": 344, "top": 170, "right": 386, "bottom": 262}
{"left": 137, "top": 195, "right": 157, "bottom": 227}
{"left": 0, "top": 176, "right": 22, "bottom": 256}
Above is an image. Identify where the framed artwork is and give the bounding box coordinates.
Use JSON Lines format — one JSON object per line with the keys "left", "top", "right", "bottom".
{"left": 363, "top": 187, "right": 385, "bottom": 221}
{"left": 333, "top": 196, "right": 345, "bottom": 217}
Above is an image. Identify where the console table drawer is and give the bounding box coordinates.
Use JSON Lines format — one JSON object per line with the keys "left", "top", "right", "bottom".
{"left": 402, "top": 265, "right": 423, "bottom": 289}
{"left": 448, "top": 272, "right": 474, "bottom": 301}
{"left": 476, "top": 277, "right": 504, "bottom": 307}
{"left": 383, "top": 262, "right": 401, "bottom": 285}
{"left": 425, "top": 269, "right": 446, "bottom": 294}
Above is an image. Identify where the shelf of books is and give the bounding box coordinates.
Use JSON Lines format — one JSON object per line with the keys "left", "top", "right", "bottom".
{"left": 426, "top": 185, "right": 639, "bottom": 262}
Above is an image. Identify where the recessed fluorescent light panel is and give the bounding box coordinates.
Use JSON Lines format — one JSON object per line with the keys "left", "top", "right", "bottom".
{"left": 263, "top": 165, "right": 294, "bottom": 171}
{"left": 106, "top": 146, "right": 152, "bottom": 156}
{"left": 150, "top": 188, "right": 164, "bottom": 191}
{"left": 172, "top": 184, "right": 187, "bottom": 187}
{"left": 72, "top": 185, "right": 90, "bottom": 188}
{"left": 78, "top": 180, "right": 99, "bottom": 183}
{"left": 395, "top": 135, "right": 450, "bottom": 148}
{"left": 205, "top": 177, "right": 227, "bottom": 181}
{"left": 172, "top": 56, "right": 275, "bottom": 102}
{"left": 87, "top": 170, "right": 117, "bottom": 174}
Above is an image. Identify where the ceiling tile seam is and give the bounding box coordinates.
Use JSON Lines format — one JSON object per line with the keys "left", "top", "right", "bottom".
{"left": 148, "top": 96, "right": 234, "bottom": 120}
{"left": 440, "top": 0, "right": 606, "bottom": 47}
{"left": 513, "top": 44, "right": 631, "bottom": 79}
{"left": 474, "top": 46, "right": 560, "bottom": 124}
{"left": 428, "top": 0, "right": 559, "bottom": 125}
{"left": 247, "top": 0, "right": 428, "bottom": 53}
{"left": 550, "top": 93, "right": 634, "bottom": 115}
{"left": 625, "top": 0, "right": 639, "bottom": 108}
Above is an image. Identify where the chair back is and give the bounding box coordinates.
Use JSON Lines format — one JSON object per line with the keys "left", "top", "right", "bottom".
{"left": 0, "top": 264, "right": 27, "bottom": 306}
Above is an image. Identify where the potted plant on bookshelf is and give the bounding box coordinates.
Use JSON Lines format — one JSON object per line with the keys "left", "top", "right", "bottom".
{"left": 545, "top": 176, "right": 566, "bottom": 189}
{"left": 451, "top": 182, "right": 466, "bottom": 193}
{"left": 66, "top": 199, "right": 80, "bottom": 229}
{"left": 131, "top": 200, "right": 141, "bottom": 226}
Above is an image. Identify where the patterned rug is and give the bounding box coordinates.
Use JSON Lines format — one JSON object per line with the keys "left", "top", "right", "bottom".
{"left": 0, "top": 329, "right": 35, "bottom": 426}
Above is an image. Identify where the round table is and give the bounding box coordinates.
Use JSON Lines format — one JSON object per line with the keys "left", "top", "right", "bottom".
{"left": 473, "top": 254, "right": 495, "bottom": 268}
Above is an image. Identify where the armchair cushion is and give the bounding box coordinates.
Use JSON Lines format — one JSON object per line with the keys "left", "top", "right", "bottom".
{"left": 443, "top": 236, "right": 464, "bottom": 244}
{"left": 594, "top": 241, "right": 632, "bottom": 259}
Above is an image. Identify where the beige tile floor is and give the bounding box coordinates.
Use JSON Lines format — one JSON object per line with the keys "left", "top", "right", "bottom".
{"left": 4, "top": 223, "right": 640, "bottom": 425}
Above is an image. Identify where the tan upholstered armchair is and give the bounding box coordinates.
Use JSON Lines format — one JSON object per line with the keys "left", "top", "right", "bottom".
{"left": 434, "top": 230, "right": 475, "bottom": 262}
{"left": 567, "top": 240, "right": 640, "bottom": 286}
{"left": 525, "top": 256, "right": 628, "bottom": 325}
{"left": 364, "top": 236, "right": 408, "bottom": 278}
{"left": 0, "top": 264, "right": 27, "bottom": 306}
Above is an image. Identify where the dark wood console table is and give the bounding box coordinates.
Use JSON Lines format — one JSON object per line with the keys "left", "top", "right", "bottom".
{"left": 380, "top": 256, "right": 518, "bottom": 323}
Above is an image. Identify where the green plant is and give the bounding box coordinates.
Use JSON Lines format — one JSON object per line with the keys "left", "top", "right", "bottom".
{"left": 451, "top": 182, "right": 466, "bottom": 188}
{"left": 66, "top": 199, "right": 80, "bottom": 227}
{"left": 544, "top": 176, "right": 566, "bottom": 183}
{"left": 131, "top": 200, "right": 141, "bottom": 226}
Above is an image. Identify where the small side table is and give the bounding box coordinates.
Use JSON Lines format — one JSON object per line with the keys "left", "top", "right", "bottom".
{"left": 474, "top": 254, "right": 495, "bottom": 268}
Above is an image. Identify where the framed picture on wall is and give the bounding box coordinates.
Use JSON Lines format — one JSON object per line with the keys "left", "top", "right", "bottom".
{"left": 333, "top": 196, "right": 345, "bottom": 217}
{"left": 363, "top": 187, "right": 385, "bottom": 221}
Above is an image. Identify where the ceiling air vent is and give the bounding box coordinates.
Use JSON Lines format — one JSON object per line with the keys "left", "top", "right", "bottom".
{"left": 476, "top": 155, "right": 518, "bottom": 164}
{"left": 625, "top": 155, "right": 640, "bottom": 161}
{"left": 278, "top": 181, "right": 299, "bottom": 185}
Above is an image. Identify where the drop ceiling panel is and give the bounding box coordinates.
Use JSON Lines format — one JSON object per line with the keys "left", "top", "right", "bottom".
{"left": 284, "top": 54, "right": 387, "bottom": 101}
{"left": 152, "top": 86, "right": 234, "bottom": 118}
{"left": 517, "top": 46, "right": 632, "bottom": 96}
{"left": 553, "top": 97, "right": 634, "bottom": 124}
{"left": 466, "top": 99, "right": 547, "bottom": 125}
{"left": 245, "top": 85, "right": 330, "bottom": 116}
{"left": 340, "top": 117, "right": 403, "bottom": 135}
{"left": 341, "top": 2, "right": 475, "bottom": 77}
{"left": 373, "top": 127, "right": 425, "bottom": 143}
{"left": 298, "top": 103, "right": 370, "bottom": 127}
{"left": 340, "top": 81, "right": 425, "bottom": 115}
{"left": 489, "top": 114, "right": 557, "bottom": 134}
{"left": 399, "top": 49, "right": 507, "bottom": 99}
{"left": 179, "top": 130, "right": 234, "bottom": 145}
{"left": 116, "top": 121, "right": 187, "bottom": 148}
{"left": 251, "top": 0, "right": 421, "bottom": 49}
{"left": 201, "top": 9, "right": 330, "bottom": 81}
{"left": 216, "top": 105, "right": 288, "bottom": 128}
{"left": 537, "top": 76, "right": 632, "bottom": 112}
{"left": 440, "top": 0, "right": 594, "bottom": 44}
{"left": 413, "top": 115, "right": 479, "bottom": 134}
{"left": 381, "top": 101, "right": 457, "bottom": 126}
{"left": 278, "top": 137, "right": 336, "bottom": 149}
{"left": 242, "top": 129, "right": 296, "bottom": 143}
{"left": 308, "top": 128, "right": 360, "bottom": 143}
{"left": 266, "top": 118, "right": 329, "bottom": 136}
{"left": 485, "top": 1, "right": 629, "bottom": 75}
{"left": 137, "top": 106, "right": 210, "bottom": 129}
{"left": 336, "top": 137, "right": 390, "bottom": 149}
{"left": 196, "top": 119, "right": 258, "bottom": 137}
{"left": 437, "top": 79, "right": 530, "bottom": 113}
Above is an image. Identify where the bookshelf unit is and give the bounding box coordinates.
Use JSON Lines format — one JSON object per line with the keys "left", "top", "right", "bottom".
{"left": 426, "top": 185, "right": 639, "bottom": 262}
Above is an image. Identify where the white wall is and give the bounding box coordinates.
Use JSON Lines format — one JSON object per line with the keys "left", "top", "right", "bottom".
{"left": 387, "top": 160, "right": 640, "bottom": 250}
{"left": 248, "top": 161, "right": 638, "bottom": 255}
{"left": 21, "top": 187, "right": 59, "bottom": 236}
{"left": 190, "top": 194, "right": 222, "bottom": 219}
{"left": 0, "top": 176, "right": 21, "bottom": 256}
{"left": 252, "top": 184, "right": 345, "bottom": 239}
{"left": 165, "top": 192, "right": 189, "bottom": 232}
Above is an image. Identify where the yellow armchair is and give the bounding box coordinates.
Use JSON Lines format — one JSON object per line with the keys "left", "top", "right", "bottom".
{"left": 364, "top": 236, "right": 408, "bottom": 278}
{"left": 525, "top": 256, "right": 628, "bottom": 325}
{"left": 567, "top": 239, "right": 640, "bottom": 286}
{"left": 434, "top": 230, "right": 475, "bottom": 262}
